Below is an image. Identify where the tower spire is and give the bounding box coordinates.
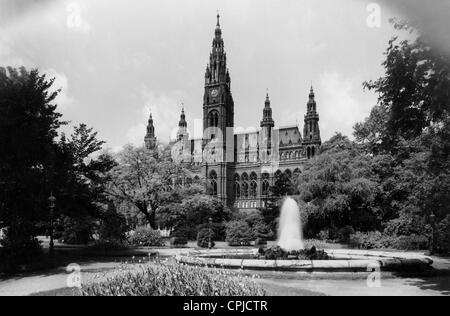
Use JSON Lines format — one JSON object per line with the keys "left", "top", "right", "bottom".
{"left": 145, "top": 110, "right": 157, "bottom": 150}
{"left": 177, "top": 105, "right": 188, "bottom": 141}
{"left": 216, "top": 10, "right": 220, "bottom": 27}
{"left": 261, "top": 90, "right": 274, "bottom": 128}
{"left": 303, "top": 87, "right": 321, "bottom": 159}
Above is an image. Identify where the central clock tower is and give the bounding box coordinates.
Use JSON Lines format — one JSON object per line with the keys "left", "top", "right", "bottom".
{"left": 202, "top": 13, "right": 235, "bottom": 206}
{"left": 203, "top": 13, "right": 234, "bottom": 142}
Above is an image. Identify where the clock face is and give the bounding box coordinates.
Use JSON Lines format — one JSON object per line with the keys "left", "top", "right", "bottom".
{"left": 210, "top": 89, "right": 219, "bottom": 98}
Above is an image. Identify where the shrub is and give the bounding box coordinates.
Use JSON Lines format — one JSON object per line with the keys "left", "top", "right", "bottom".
{"left": 303, "top": 239, "right": 340, "bottom": 250}
{"left": 170, "top": 237, "right": 188, "bottom": 247}
{"left": 394, "top": 235, "right": 429, "bottom": 251}
{"left": 384, "top": 214, "right": 427, "bottom": 237}
{"left": 81, "top": 261, "right": 265, "bottom": 296}
{"left": 436, "top": 216, "right": 450, "bottom": 254}
{"left": 317, "top": 230, "right": 330, "bottom": 241}
{"left": 98, "top": 208, "right": 128, "bottom": 243}
{"left": 197, "top": 222, "right": 227, "bottom": 241}
{"left": 60, "top": 217, "right": 96, "bottom": 245}
{"left": 128, "top": 227, "right": 165, "bottom": 247}
{"left": 226, "top": 220, "right": 254, "bottom": 247}
{"left": 349, "top": 231, "right": 430, "bottom": 251}
{"left": 197, "top": 228, "right": 215, "bottom": 248}
{"left": 336, "top": 226, "right": 355, "bottom": 243}
{"left": 349, "top": 231, "right": 394, "bottom": 249}
{"left": 261, "top": 246, "right": 288, "bottom": 260}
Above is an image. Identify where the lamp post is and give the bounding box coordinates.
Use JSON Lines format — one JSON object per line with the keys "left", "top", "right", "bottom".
{"left": 208, "top": 217, "right": 213, "bottom": 249}
{"left": 48, "top": 193, "right": 56, "bottom": 253}
{"left": 430, "top": 212, "right": 436, "bottom": 255}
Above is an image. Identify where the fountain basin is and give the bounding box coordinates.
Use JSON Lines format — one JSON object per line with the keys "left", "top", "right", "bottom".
{"left": 175, "top": 248, "right": 433, "bottom": 272}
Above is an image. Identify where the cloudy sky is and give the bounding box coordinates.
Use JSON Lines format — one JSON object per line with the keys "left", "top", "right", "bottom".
{"left": 1, "top": 0, "right": 443, "bottom": 151}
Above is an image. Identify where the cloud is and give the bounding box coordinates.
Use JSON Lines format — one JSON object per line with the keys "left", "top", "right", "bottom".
{"left": 318, "top": 72, "right": 369, "bottom": 140}
{"left": 126, "top": 88, "right": 187, "bottom": 146}
{"left": 43, "top": 69, "right": 76, "bottom": 111}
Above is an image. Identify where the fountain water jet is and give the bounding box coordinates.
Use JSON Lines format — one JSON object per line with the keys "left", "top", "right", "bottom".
{"left": 277, "top": 197, "right": 304, "bottom": 251}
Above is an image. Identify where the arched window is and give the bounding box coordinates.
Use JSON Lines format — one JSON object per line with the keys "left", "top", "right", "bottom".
{"left": 307, "top": 147, "right": 311, "bottom": 159}
{"left": 262, "top": 180, "right": 270, "bottom": 196}
{"left": 235, "top": 182, "right": 241, "bottom": 198}
{"left": 209, "top": 170, "right": 218, "bottom": 196}
{"left": 234, "top": 174, "right": 241, "bottom": 199}
{"left": 242, "top": 182, "right": 249, "bottom": 198}
{"left": 312, "top": 147, "right": 316, "bottom": 157}
{"left": 250, "top": 181, "right": 257, "bottom": 198}
{"left": 208, "top": 111, "right": 219, "bottom": 128}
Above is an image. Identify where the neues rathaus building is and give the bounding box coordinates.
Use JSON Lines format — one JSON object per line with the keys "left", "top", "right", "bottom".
{"left": 145, "top": 14, "right": 322, "bottom": 211}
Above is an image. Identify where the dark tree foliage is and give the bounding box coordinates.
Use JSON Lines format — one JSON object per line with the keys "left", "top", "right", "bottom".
{"left": 0, "top": 67, "right": 111, "bottom": 256}
{"left": 352, "top": 20, "right": 450, "bottom": 252}
{"left": 0, "top": 67, "right": 64, "bottom": 252}
{"left": 298, "top": 135, "right": 380, "bottom": 237}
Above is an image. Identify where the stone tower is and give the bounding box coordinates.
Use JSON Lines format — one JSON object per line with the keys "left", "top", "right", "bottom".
{"left": 144, "top": 112, "right": 157, "bottom": 150}
{"left": 202, "top": 13, "right": 235, "bottom": 206}
{"left": 203, "top": 12, "right": 234, "bottom": 146}
{"left": 177, "top": 107, "right": 189, "bottom": 141}
{"left": 260, "top": 90, "right": 275, "bottom": 161}
{"left": 303, "top": 87, "right": 322, "bottom": 158}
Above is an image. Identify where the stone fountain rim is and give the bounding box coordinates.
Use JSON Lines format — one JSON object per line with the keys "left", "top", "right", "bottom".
{"left": 175, "top": 248, "right": 434, "bottom": 272}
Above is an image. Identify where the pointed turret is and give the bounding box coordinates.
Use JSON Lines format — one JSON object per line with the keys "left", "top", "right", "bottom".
{"left": 144, "top": 112, "right": 157, "bottom": 150}
{"left": 177, "top": 106, "right": 189, "bottom": 141}
{"left": 260, "top": 89, "right": 275, "bottom": 128}
{"left": 303, "top": 86, "right": 321, "bottom": 159}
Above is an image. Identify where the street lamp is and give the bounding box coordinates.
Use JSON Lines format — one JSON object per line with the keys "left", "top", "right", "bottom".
{"left": 48, "top": 192, "right": 56, "bottom": 253}
{"left": 208, "top": 217, "right": 213, "bottom": 249}
{"left": 429, "top": 212, "right": 436, "bottom": 255}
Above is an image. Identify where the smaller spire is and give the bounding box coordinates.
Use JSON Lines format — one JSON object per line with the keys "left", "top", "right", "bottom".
{"left": 216, "top": 10, "right": 220, "bottom": 27}
{"left": 178, "top": 105, "right": 187, "bottom": 128}
{"left": 265, "top": 88, "right": 270, "bottom": 105}
{"left": 309, "top": 85, "right": 315, "bottom": 99}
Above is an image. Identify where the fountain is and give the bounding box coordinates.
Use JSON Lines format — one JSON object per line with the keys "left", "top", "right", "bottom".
{"left": 277, "top": 197, "right": 304, "bottom": 252}
{"left": 176, "top": 197, "right": 433, "bottom": 273}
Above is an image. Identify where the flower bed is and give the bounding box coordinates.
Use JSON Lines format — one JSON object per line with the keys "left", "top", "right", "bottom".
{"left": 82, "top": 261, "right": 265, "bottom": 296}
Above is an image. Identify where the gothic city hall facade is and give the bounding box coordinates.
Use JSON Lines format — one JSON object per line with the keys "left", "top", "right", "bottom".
{"left": 145, "top": 14, "right": 322, "bottom": 211}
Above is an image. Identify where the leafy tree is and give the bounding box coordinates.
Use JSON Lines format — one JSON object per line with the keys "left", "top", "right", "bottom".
{"left": 360, "top": 19, "right": 449, "bottom": 151}
{"left": 107, "top": 145, "right": 190, "bottom": 229}
{"left": 0, "top": 67, "right": 110, "bottom": 251}
{"left": 225, "top": 220, "right": 254, "bottom": 246}
{"left": 298, "top": 135, "right": 380, "bottom": 237}
{"left": 272, "top": 173, "right": 296, "bottom": 197}
{"left": 353, "top": 19, "right": 450, "bottom": 252}
{"left": 0, "top": 67, "right": 64, "bottom": 253}
{"left": 159, "top": 195, "right": 231, "bottom": 240}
